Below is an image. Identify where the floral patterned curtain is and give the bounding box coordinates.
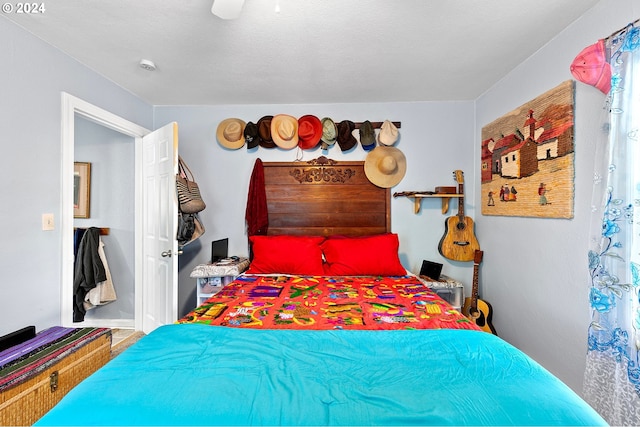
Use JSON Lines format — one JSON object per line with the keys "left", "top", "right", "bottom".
{"left": 583, "top": 22, "right": 640, "bottom": 426}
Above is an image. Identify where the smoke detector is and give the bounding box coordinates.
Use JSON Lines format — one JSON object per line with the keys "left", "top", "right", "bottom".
{"left": 139, "top": 59, "right": 157, "bottom": 71}
{"left": 211, "top": 0, "right": 245, "bottom": 19}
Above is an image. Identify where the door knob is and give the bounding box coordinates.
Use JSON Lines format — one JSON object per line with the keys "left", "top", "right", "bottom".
{"left": 161, "top": 250, "right": 172, "bottom": 258}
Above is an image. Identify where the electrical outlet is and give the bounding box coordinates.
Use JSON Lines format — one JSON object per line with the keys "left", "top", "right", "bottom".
{"left": 42, "top": 213, "right": 54, "bottom": 231}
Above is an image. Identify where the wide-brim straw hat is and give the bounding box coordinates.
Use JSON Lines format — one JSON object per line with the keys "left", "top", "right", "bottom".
{"left": 364, "top": 145, "right": 407, "bottom": 188}
{"left": 271, "top": 114, "right": 299, "bottom": 149}
{"left": 216, "top": 118, "right": 246, "bottom": 149}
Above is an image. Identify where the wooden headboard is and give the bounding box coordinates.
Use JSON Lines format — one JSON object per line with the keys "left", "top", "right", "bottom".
{"left": 263, "top": 157, "right": 390, "bottom": 236}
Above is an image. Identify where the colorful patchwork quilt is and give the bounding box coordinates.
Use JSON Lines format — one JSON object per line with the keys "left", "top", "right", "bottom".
{"left": 179, "top": 274, "right": 479, "bottom": 330}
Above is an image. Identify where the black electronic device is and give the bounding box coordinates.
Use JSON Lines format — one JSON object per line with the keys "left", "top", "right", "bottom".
{"left": 0, "top": 326, "right": 36, "bottom": 352}
{"left": 419, "top": 260, "right": 443, "bottom": 280}
{"left": 211, "top": 238, "right": 229, "bottom": 263}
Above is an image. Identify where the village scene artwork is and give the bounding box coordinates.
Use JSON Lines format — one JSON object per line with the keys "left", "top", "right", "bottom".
{"left": 481, "top": 80, "right": 575, "bottom": 219}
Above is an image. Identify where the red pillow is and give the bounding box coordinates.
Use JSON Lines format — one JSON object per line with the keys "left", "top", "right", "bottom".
{"left": 247, "top": 235, "right": 325, "bottom": 275}
{"left": 321, "top": 233, "right": 407, "bottom": 276}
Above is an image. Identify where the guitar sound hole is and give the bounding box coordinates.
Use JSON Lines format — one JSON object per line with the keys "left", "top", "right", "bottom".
{"left": 476, "top": 312, "right": 486, "bottom": 327}
{"left": 456, "top": 222, "right": 466, "bottom": 230}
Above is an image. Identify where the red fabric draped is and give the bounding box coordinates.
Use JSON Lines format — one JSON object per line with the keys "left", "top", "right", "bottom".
{"left": 245, "top": 158, "right": 268, "bottom": 237}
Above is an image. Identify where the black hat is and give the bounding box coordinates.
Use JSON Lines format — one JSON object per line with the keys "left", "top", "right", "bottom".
{"left": 336, "top": 120, "right": 357, "bottom": 151}
{"left": 244, "top": 121, "right": 259, "bottom": 149}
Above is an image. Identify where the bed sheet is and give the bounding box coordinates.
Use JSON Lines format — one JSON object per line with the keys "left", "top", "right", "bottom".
{"left": 180, "top": 274, "right": 479, "bottom": 330}
{"left": 35, "top": 323, "right": 606, "bottom": 426}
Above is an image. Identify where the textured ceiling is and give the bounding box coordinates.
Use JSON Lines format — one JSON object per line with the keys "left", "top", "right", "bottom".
{"left": 3, "top": 0, "right": 599, "bottom": 105}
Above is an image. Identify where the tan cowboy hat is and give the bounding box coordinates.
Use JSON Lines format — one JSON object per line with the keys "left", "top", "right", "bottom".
{"left": 216, "top": 118, "right": 246, "bottom": 149}
{"left": 271, "top": 114, "right": 299, "bottom": 149}
{"left": 364, "top": 145, "right": 407, "bottom": 188}
{"left": 377, "top": 120, "right": 399, "bottom": 146}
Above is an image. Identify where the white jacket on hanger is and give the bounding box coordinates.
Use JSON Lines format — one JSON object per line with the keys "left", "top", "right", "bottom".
{"left": 84, "top": 237, "right": 117, "bottom": 310}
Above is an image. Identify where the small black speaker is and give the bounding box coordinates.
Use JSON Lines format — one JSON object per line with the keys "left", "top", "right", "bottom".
{"left": 0, "top": 326, "right": 36, "bottom": 352}
{"left": 419, "top": 260, "right": 443, "bottom": 280}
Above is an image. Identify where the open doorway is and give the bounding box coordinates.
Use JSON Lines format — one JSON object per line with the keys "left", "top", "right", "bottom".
{"left": 60, "top": 93, "right": 179, "bottom": 332}
{"left": 74, "top": 116, "right": 136, "bottom": 325}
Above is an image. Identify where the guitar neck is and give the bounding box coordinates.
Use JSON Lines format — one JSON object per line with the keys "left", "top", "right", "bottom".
{"left": 471, "top": 262, "right": 479, "bottom": 308}
{"left": 457, "top": 181, "right": 465, "bottom": 218}
{"left": 471, "top": 250, "right": 483, "bottom": 310}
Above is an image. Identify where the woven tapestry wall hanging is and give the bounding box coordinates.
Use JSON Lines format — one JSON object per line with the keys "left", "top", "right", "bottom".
{"left": 481, "top": 80, "right": 575, "bottom": 219}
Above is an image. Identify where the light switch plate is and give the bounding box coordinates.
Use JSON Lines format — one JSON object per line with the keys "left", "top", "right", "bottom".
{"left": 42, "top": 213, "right": 54, "bottom": 231}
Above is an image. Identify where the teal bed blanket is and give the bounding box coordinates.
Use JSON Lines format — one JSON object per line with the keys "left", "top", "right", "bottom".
{"left": 36, "top": 323, "right": 606, "bottom": 426}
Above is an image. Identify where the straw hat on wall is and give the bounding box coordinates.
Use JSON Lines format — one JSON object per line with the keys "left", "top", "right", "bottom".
{"left": 271, "top": 114, "right": 299, "bottom": 149}
{"left": 217, "top": 118, "right": 246, "bottom": 149}
{"left": 364, "top": 145, "right": 407, "bottom": 188}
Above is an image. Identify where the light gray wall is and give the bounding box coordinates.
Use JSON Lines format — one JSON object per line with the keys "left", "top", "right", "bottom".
{"left": 474, "top": 0, "right": 639, "bottom": 394}
{"left": 74, "top": 116, "right": 135, "bottom": 321}
{"left": 154, "top": 102, "right": 477, "bottom": 317}
{"left": 0, "top": 17, "right": 152, "bottom": 335}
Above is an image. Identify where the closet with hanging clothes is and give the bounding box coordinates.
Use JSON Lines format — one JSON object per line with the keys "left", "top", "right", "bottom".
{"left": 73, "top": 227, "right": 117, "bottom": 322}
{"left": 72, "top": 115, "right": 136, "bottom": 328}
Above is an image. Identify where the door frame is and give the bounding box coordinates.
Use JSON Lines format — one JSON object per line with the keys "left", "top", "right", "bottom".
{"left": 61, "top": 92, "right": 150, "bottom": 330}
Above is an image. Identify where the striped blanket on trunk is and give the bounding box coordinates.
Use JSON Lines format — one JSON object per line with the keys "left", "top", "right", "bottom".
{"left": 0, "top": 327, "right": 111, "bottom": 391}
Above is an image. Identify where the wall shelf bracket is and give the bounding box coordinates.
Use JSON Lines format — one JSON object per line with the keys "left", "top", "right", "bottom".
{"left": 393, "top": 191, "right": 463, "bottom": 214}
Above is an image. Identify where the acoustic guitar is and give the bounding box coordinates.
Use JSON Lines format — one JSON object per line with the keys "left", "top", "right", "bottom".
{"left": 438, "top": 170, "right": 480, "bottom": 262}
{"left": 462, "top": 250, "right": 497, "bottom": 334}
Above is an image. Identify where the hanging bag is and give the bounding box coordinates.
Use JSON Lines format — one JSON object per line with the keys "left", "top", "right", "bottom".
{"left": 176, "top": 156, "right": 206, "bottom": 213}
{"left": 177, "top": 212, "right": 205, "bottom": 247}
{"left": 176, "top": 211, "right": 195, "bottom": 245}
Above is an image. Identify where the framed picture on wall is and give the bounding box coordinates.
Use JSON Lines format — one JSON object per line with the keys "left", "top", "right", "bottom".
{"left": 74, "top": 162, "right": 91, "bottom": 218}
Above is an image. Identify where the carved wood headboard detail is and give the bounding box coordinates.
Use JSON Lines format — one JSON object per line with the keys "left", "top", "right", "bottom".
{"left": 263, "top": 156, "right": 391, "bottom": 237}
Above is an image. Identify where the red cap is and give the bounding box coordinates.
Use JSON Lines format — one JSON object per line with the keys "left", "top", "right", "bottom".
{"left": 570, "top": 39, "right": 611, "bottom": 94}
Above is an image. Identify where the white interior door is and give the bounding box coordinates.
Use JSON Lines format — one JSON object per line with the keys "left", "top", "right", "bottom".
{"left": 140, "top": 122, "right": 179, "bottom": 333}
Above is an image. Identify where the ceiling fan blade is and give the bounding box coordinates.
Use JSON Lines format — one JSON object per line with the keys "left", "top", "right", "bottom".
{"left": 211, "top": 0, "right": 245, "bottom": 20}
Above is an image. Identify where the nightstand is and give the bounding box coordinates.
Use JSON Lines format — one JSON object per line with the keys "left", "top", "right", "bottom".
{"left": 190, "top": 257, "right": 250, "bottom": 306}
{"left": 419, "top": 274, "right": 464, "bottom": 311}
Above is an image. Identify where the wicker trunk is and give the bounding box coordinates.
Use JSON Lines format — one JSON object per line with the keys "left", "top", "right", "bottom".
{"left": 0, "top": 330, "right": 111, "bottom": 426}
